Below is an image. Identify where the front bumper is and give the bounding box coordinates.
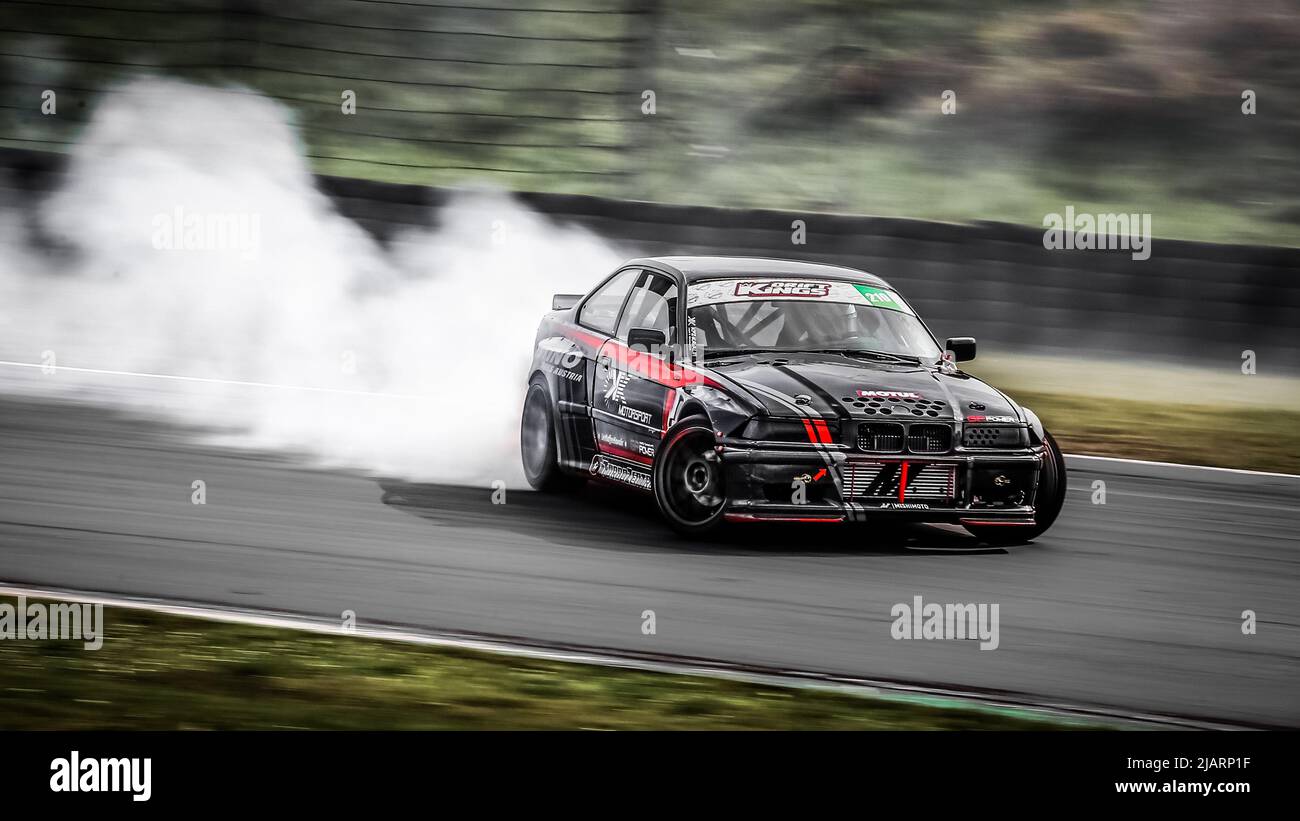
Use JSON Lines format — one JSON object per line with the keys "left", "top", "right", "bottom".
{"left": 716, "top": 437, "right": 1044, "bottom": 525}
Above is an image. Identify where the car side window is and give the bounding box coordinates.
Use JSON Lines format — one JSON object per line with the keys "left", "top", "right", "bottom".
{"left": 577, "top": 269, "right": 639, "bottom": 335}
{"left": 616, "top": 273, "right": 679, "bottom": 343}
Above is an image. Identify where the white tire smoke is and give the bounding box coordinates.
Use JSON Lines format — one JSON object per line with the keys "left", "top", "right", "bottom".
{"left": 0, "top": 76, "right": 625, "bottom": 487}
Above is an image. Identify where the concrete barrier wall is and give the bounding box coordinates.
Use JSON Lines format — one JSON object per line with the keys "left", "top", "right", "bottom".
{"left": 6, "top": 147, "right": 1298, "bottom": 371}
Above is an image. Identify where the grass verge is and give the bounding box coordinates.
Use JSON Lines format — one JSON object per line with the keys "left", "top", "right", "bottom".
{"left": 1001, "top": 390, "right": 1300, "bottom": 475}
{"left": 0, "top": 598, "right": 1088, "bottom": 730}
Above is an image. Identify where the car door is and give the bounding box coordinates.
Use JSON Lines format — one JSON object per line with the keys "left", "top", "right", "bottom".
{"left": 562, "top": 267, "right": 640, "bottom": 471}
{"left": 591, "top": 270, "right": 680, "bottom": 470}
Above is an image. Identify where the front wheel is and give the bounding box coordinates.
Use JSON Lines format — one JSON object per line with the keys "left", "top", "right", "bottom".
{"left": 964, "top": 430, "right": 1067, "bottom": 545}
{"left": 653, "top": 417, "right": 727, "bottom": 536}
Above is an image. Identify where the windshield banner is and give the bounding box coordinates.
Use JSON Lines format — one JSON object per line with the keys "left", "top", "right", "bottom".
{"left": 686, "top": 279, "right": 914, "bottom": 314}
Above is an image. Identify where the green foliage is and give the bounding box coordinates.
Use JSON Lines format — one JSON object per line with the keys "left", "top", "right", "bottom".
{"left": 2, "top": 0, "right": 1295, "bottom": 243}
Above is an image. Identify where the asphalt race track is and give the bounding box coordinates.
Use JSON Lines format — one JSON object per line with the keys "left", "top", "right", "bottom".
{"left": 1, "top": 397, "right": 1296, "bottom": 727}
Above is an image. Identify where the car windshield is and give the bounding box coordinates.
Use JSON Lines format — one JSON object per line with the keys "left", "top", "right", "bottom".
{"left": 685, "top": 279, "right": 942, "bottom": 361}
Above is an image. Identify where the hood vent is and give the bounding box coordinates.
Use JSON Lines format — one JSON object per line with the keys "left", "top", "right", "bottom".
{"left": 841, "top": 395, "right": 948, "bottom": 418}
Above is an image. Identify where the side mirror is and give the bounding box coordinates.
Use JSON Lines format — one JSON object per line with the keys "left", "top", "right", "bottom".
{"left": 626, "top": 327, "right": 667, "bottom": 352}
{"left": 945, "top": 337, "right": 977, "bottom": 362}
{"left": 552, "top": 293, "right": 583, "bottom": 311}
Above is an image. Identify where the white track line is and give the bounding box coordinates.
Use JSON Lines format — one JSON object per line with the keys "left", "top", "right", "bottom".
{"left": 0, "top": 582, "right": 1252, "bottom": 730}
{"left": 0, "top": 360, "right": 428, "bottom": 399}
{"left": 1064, "top": 453, "right": 1299, "bottom": 480}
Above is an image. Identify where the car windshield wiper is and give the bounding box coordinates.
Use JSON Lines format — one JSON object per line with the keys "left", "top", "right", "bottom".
{"left": 805, "top": 348, "right": 921, "bottom": 364}
{"left": 699, "top": 347, "right": 786, "bottom": 359}
{"left": 700, "top": 347, "right": 924, "bottom": 364}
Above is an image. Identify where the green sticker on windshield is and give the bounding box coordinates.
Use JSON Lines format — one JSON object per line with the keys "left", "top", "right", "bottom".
{"left": 853, "top": 284, "right": 912, "bottom": 314}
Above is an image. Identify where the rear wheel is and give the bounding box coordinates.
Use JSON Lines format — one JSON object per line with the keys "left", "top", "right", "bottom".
{"left": 653, "top": 418, "right": 727, "bottom": 536}
{"left": 964, "top": 430, "right": 1067, "bottom": 545}
{"left": 520, "top": 378, "right": 583, "bottom": 492}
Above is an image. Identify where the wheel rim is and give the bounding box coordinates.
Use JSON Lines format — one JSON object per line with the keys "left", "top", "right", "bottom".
{"left": 521, "top": 388, "right": 550, "bottom": 478}
{"left": 663, "top": 428, "right": 724, "bottom": 524}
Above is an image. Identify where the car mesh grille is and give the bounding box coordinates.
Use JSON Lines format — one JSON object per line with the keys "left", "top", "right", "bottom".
{"left": 907, "top": 424, "right": 952, "bottom": 454}
{"left": 963, "top": 425, "right": 1024, "bottom": 448}
{"left": 842, "top": 462, "right": 957, "bottom": 499}
{"left": 857, "top": 422, "right": 953, "bottom": 454}
{"left": 856, "top": 423, "right": 904, "bottom": 453}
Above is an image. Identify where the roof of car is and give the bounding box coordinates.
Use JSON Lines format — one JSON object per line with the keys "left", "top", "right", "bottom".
{"left": 629, "top": 256, "right": 892, "bottom": 288}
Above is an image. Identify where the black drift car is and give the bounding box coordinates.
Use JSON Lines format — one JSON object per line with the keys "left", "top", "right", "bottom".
{"left": 521, "top": 256, "right": 1066, "bottom": 541}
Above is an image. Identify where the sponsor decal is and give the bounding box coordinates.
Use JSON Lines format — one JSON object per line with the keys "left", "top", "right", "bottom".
{"left": 686, "top": 314, "right": 703, "bottom": 357}
{"left": 540, "top": 342, "right": 584, "bottom": 382}
{"left": 858, "top": 390, "right": 921, "bottom": 399}
{"left": 543, "top": 363, "right": 583, "bottom": 382}
{"left": 618, "top": 405, "right": 653, "bottom": 425}
{"left": 589, "top": 454, "right": 652, "bottom": 490}
{"left": 878, "top": 502, "right": 930, "bottom": 509}
{"left": 541, "top": 345, "right": 583, "bottom": 370}
{"left": 852, "top": 284, "right": 911, "bottom": 313}
{"left": 598, "top": 431, "right": 628, "bottom": 449}
{"left": 635, "top": 441, "right": 656, "bottom": 458}
{"left": 734, "top": 280, "right": 831, "bottom": 298}
{"left": 602, "top": 371, "right": 630, "bottom": 404}
{"left": 966, "top": 415, "right": 1017, "bottom": 423}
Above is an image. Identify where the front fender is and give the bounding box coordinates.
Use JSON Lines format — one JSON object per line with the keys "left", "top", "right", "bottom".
{"left": 1019, "top": 405, "right": 1046, "bottom": 444}
{"left": 678, "top": 383, "right": 756, "bottom": 437}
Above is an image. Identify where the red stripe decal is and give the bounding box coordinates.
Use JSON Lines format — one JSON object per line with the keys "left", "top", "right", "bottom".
{"left": 661, "top": 390, "right": 675, "bottom": 434}
{"left": 562, "top": 324, "right": 720, "bottom": 390}
{"left": 801, "top": 419, "right": 817, "bottom": 443}
{"left": 812, "top": 419, "right": 833, "bottom": 444}
{"left": 725, "top": 513, "right": 844, "bottom": 523}
{"left": 899, "top": 461, "right": 909, "bottom": 501}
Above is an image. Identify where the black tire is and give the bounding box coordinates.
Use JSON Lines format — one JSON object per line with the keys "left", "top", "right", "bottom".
{"left": 520, "top": 378, "right": 583, "bottom": 493}
{"left": 964, "top": 430, "right": 1067, "bottom": 545}
{"left": 653, "top": 417, "right": 727, "bottom": 536}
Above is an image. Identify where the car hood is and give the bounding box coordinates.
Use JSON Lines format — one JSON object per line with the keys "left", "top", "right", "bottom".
{"left": 703, "top": 352, "right": 1021, "bottom": 423}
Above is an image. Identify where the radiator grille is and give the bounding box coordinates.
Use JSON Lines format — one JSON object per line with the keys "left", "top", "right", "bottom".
{"left": 842, "top": 461, "right": 957, "bottom": 499}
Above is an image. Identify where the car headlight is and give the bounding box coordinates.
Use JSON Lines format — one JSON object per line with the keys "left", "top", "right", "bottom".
{"left": 741, "top": 417, "right": 836, "bottom": 442}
